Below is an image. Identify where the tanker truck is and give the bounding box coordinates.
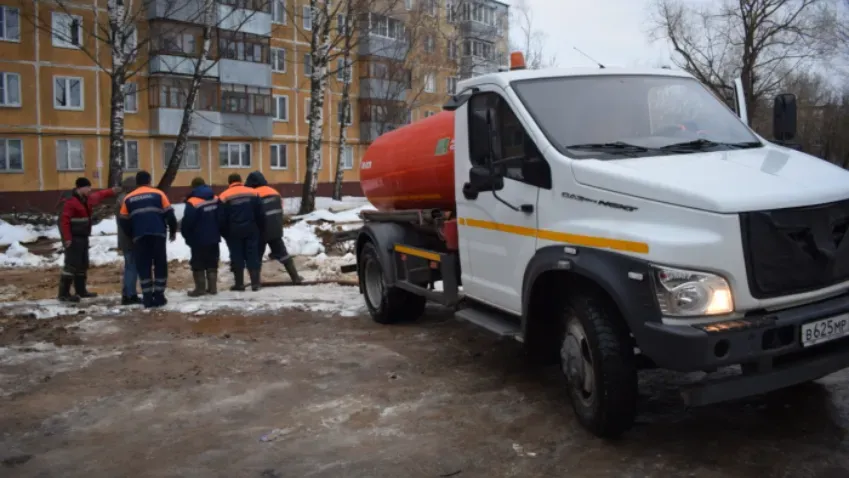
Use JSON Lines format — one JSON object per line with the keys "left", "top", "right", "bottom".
{"left": 347, "top": 53, "right": 849, "bottom": 438}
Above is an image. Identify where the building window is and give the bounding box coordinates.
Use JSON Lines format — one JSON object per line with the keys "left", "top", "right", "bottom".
{"left": 0, "top": 6, "right": 21, "bottom": 42}
{"left": 446, "top": 0, "right": 456, "bottom": 23}
{"left": 270, "top": 144, "right": 288, "bottom": 169}
{"left": 425, "top": 34, "right": 434, "bottom": 53}
{"left": 219, "top": 0, "right": 271, "bottom": 13}
{"left": 124, "top": 83, "right": 138, "bottom": 113}
{"left": 221, "top": 84, "right": 272, "bottom": 116}
{"left": 304, "top": 53, "right": 312, "bottom": 76}
{"left": 447, "top": 40, "right": 457, "bottom": 59}
{"left": 425, "top": 0, "right": 437, "bottom": 16}
{"left": 0, "top": 72, "right": 21, "bottom": 107}
{"left": 271, "top": 0, "right": 286, "bottom": 24}
{"left": 54, "top": 76, "right": 83, "bottom": 110}
{"left": 368, "top": 13, "right": 405, "bottom": 41}
{"left": 405, "top": 0, "right": 414, "bottom": 10}
{"left": 463, "top": 38, "right": 494, "bottom": 60}
{"left": 424, "top": 73, "right": 435, "bottom": 93}
{"left": 305, "top": 97, "right": 312, "bottom": 122}
{"left": 0, "top": 138, "right": 23, "bottom": 172}
{"left": 271, "top": 47, "right": 286, "bottom": 72}
{"left": 124, "top": 140, "right": 139, "bottom": 170}
{"left": 447, "top": 77, "right": 457, "bottom": 95}
{"left": 340, "top": 145, "right": 353, "bottom": 170}
{"left": 219, "top": 143, "right": 251, "bottom": 167}
{"left": 219, "top": 30, "right": 268, "bottom": 64}
{"left": 56, "top": 139, "right": 84, "bottom": 171}
{"left": 52, "top": 12, "right": 82, "bottom": 49}
{"left": 152, "top": 27, "right": 197, "bottom": 56}
{"left": 163, "top": 141, "right": 200, "bottom": 169}
{"left": 337, "top": 101, "right": 351, "bottom": 125}
{"left": 273, "top": 95, "right": 289, "bottom": 121}
{"left": 336, "top": 58, "right": 351, "bottom": 82}
{"left": 337, "top": 14, "right": 347, "bottom": 35}
{"left": 303, "top": 6, "right": 313, "bottom": 31}
{"left": 424, "top": 111, "right": 435, "bottom": 118}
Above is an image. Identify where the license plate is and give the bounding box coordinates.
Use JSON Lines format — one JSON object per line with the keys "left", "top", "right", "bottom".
{"left": 801, "top": 314, "right": 849, "bottom": 347}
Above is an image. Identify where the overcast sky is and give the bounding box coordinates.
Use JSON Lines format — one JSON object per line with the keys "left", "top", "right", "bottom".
{"left": 512, "top": 0, "right": 675, "bottom": 69}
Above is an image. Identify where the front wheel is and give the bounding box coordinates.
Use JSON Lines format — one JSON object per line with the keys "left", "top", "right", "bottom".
{"left": 560, "top": 292, "right": 638, "bottom": 439}
{"left": 359, "top": 242, "right": 426, "bottom": 324}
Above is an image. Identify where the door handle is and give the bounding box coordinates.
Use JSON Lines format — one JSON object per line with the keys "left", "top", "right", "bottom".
{"left": 520, "top": 204, "right": 534, "bottom": 214}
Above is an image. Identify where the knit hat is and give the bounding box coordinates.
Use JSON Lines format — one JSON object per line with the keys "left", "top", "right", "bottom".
{"left": 190, "top": 177, "right": 206, "bottom": 188}
{"left": 227, "top": 173, "right": 242, "bottom": 184}
{"left": 75, "top": 177, "right": 92, "bottom": 188}
{"left": 135, "top": 170, "right": 152, "bottom": 186}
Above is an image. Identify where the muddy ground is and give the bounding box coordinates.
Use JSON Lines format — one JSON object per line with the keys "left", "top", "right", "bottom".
{"left": 2, "top": 268, "right": 849, "bottom": 477}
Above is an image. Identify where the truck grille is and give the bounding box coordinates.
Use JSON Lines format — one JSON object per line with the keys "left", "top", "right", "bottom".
{"left": 740, "top": 198, "right": 849, "bottom": 298}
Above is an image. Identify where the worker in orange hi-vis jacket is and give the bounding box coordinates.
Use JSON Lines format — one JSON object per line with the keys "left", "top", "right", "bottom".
{"left": 118, "top": 171, "right": 178, "bottom": 308}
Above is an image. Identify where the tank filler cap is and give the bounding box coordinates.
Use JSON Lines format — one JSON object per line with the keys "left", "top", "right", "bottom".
{"left": 510, "top": 51, "right": 526, "bottom": 71}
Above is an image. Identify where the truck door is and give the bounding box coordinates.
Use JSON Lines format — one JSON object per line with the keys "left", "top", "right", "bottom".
{"left": 454, "top": 87, "right": 543, "bottom": 314}
{"left": 733, "top": 77, "right": 748, "bottom": 125}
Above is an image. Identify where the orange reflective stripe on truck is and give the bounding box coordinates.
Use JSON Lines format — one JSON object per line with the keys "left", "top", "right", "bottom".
{"left": 457, "top": 217, "right": 650, "bottom": 254}
{"left": 394, "top": 244, "right": 442, "bottom": 262}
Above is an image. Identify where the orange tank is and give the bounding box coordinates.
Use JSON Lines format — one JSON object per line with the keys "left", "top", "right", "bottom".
{"left": 360, "top": 110, "right": 456, "bottom": 212}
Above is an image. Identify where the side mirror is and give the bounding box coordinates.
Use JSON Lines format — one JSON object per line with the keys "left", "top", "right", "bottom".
{"left": 773, "top": 93, "right": 797, "bottom": 142}
{"left": 521, "top": 156, "right": 551, "bottom": 189}
{"left": 463, "top": 165, "right": 503, "bottom": 200}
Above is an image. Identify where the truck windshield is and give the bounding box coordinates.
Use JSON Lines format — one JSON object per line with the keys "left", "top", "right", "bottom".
{"left": 511, "top": 75, "right": 761, "bottom": 158}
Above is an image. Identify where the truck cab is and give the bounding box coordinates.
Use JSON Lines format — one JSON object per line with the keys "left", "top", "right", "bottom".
{"left": 352, "top": 56, "right": 849, "bottom": 439}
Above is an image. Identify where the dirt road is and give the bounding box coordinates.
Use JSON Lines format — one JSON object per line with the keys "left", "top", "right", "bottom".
{"left": 3, "top": 295, "right": 849, "bottom": 477}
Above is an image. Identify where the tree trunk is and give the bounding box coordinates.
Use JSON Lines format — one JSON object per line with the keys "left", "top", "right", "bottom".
{"left": 106, "top": 0, "right": 127, "bottom": 188}
{"left": 299, "top": 0, "right": 331, "bottom": 215}
{"left": 156, "top": 0, "right": 215, "bottom": 192}
{"left": 333, "top": 6, "right": 353, "bottom": 201}
{"left": 107, "top": 73, "right": 126, "bottom": 188}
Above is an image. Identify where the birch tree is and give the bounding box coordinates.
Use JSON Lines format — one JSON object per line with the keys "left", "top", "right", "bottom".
{"left": 332, "top": 0, "right": 355, "bottom": 200}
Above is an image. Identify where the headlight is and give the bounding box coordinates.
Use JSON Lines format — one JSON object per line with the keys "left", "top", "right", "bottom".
{"left": 651, "top": 265, "right": 734, "bottom": 317}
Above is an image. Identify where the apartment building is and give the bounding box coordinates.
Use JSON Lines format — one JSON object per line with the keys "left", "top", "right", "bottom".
{"left": 0, "top": 0, "right": 508, "bottom": 212}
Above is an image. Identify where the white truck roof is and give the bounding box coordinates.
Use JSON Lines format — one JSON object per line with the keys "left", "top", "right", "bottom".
{"left": 459, "top": 66, "right": 695, "bottom": 91}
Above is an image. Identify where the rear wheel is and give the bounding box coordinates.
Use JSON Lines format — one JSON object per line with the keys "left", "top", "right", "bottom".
{"left": 561, "top": 292, "right": 638, "bottom": 439}
{"left": 359, "top": 242, "right": 426, "bottom": 324}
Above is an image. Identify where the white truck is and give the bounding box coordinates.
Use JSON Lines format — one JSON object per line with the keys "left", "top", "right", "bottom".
{"left": 348, "top": 53, "right": 849, "bottom": 438}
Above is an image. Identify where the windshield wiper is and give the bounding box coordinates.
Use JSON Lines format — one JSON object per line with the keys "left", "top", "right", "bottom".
{"left": 660, "top": 139, "right": 762, "bottom": 152}
{"left": 566, "top": 142, "right": 651, "bottom": 157}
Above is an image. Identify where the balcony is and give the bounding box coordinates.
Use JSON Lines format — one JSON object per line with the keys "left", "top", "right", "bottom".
{"left": 460, "top": 56, "right": 502, "bottom": 78}
{"left": 217, "top": 4, "right": 272, "bottom": 37}
{"left": 218, "top": 59, "right": 272, "bottom": 88}
{"left": 146, "top": 0, "right": 208, "bottom": 24}
{"left": 150, "top": 108, "right": 223, "bottom": 137}
{"left": 149, "top": 55, "right": 219, "bottom": 78}
{"left": 459, "top": 20, "right": 501, "bottom": 38}
{"left": 359, "top": 36, "right": 409, "bottom": 61}
{"left": 359, "top": 79, "right": 407, "bottom": 101}
{"left": 149, "top": 109, "right": 272, "bottom": 138}
{"left": 360, "top": 121, "right": 406, "bottom": 143}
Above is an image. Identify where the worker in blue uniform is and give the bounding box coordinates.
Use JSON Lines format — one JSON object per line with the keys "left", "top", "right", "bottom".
{"left": 218, "top": 173, "right": 264, "bottom": 291}
{"left": 119, "top": 171, "right": 178, "bottom": 308}
{"left": 181, "top": 177, "right": 221, "bottom": 296}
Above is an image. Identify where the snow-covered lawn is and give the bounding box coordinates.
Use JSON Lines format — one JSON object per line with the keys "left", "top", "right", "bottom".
{"left": 0, "top": 196, "right": 374, "bottom": 268}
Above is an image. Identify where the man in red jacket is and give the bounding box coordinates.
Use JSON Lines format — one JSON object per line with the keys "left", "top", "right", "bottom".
{"left": 58, "top": 177, "right": 120, "bottom": 302}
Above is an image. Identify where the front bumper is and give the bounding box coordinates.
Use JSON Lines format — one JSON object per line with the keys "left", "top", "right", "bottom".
{"left": 637, "top": 292, "right": 849, "bottom": 406}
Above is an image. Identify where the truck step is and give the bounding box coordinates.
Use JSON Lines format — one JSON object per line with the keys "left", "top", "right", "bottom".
{"left": 455, "top": 306, "right": 522, "bottom": 340}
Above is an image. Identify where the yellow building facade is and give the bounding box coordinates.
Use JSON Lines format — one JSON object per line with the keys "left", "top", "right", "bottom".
{"left": 0, "top": 0, "right": 508, "bottom": 211}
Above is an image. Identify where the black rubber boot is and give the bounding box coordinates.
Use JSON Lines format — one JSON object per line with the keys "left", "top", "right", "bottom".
{"left": 206, "top": 269, "right": 218, "bottom": 295}
{"left": 121, "top": 295, "right": 142, "bottom": 305}
{"left": 230, "top": 269, "right": 245, "bottom": 291}
{"left": 74, "top": 274, "right": 98, "bottom": 298}
{"left": 188, "top": 270, "right": 207, "bottom": 297}
{"left": 281, "top": 257, "right": 304, "bottom": 284}
{"left": 249, "top": 269, "right": 261, "bottom": 291}
{"left": 58, "top": 275, "right": 80, "bottom": 303}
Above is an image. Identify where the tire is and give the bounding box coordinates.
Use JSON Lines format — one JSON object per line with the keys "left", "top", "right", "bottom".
{"left": 359, "top": 241, "right": 427, "bottom": 324}
{"left": 560, "top": 291, "right": 638, "bottom": 439}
